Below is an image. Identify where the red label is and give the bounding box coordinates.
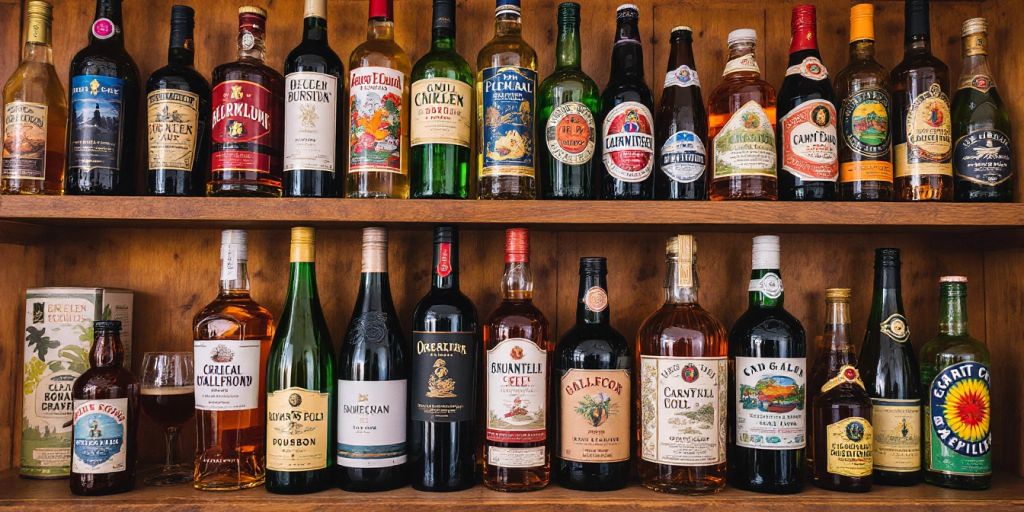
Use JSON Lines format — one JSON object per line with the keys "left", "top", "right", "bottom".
{"left": 437, "top": 242, "right": 452, "bottom": 278}
{"left": 212, "top": 80, "right": 274, "bottom": 173}
{"left": 601, "top": 102, "right": 655, "bottom": 183}
{"left": 486, "top": 427, "right": 546, "bottom": 444}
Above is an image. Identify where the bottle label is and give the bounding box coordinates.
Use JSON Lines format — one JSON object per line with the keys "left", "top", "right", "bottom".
{"left": 411, "top": 331, "right": 476, "bottom": 423}
{"left": 266, "top": 387, "right": 329, "bottom": 472}
{"left": 91, "top": 18, "right": 116, "bottom": 40}
{"left": 71, "top": 398, "right": 128, "bottom": 474}
{"left": 748, "top": 272, "right": 783, "bottom": 299}
{"left": 147, "top": 89, "right": 201, "bottom": 172}
{"left": 639, "top": 356, "right": 727, "bottom": 466}
{"left": 660, "top": 130, "right": 706, "bottom": 183}
{"left": 68, "top": 75, "right": 126, "bottom": 174}
{"left": 486, "top": 337, "right": 546, "bottom": 445}
{"left": 488, "top": 446, "right": 544, "bottom": 468}
{"left": 664, "top": 65, "right": 701, "bottom": 89}
{"left": 602, "top": 101, "right": 655, "bottom": 183}
{"left": 211, "top": 80, "right": 275, "bottom": 175}
{"left": 712, "top": 100, "right": 776, "bottom": 178}
{"left": 871, "top": 399, "right": 921, "bottom": 472}
{"left": 2, "top": 101, "right": 48, "bottom": 179}
{"left": 734, "top": 356, "right": 806, "bottom": 450}
{"left": 880, "top": 313, "right": 909, "bottom": 343}
{"left": 337, "top": 379, "right": 407, "bottom": 468}
{"left": 411, "top": 77, "right": 471, "bottom": 148}
{"left": 583, "top": 286, "right": 608, "bottom": 313}
{"left": 436, "top": 242, "right": 453, "bottom": 277}
{"left": 954, "top": 129, "right": 1012, "bottom": 186}
{"left": 780, "top": 99, "right": 838, "bottom": 181}
{"left": 958, "top": 74, "right": 994, "bottom": 94}
{"left": 722, "top": 54, "right": 759, "bottom": 76}
{"left": 840, "top": 87, "right": 893, "bottom": 183}
{"left": 895, "top": 83, "right": 952, "bottom": 178}
{"left": 284, "top": 71, "right": 338, "bottom": 172}
{"left": 348, "top": 66, "right": 404, "bottom": 175}
{"left": 785, "top": 57, "right": 829, "bottom": 81}
{"left": 825, "top": 416, "right": 873, "bottom": 478}
{"left": 481, "top": 66, "right": 536, "bottom": 178}
{"left": 820, "top": 365, "right": 864, "bottom": 394}
{"left": 559, "top": 368, "right": 630, "bottom": 463}
{"left": 927, "top": 361, "right": 991, "bottom": 476}
{"left": 544, "top": 101, "right": 595, "bottom": 166}
{"left": 193, "top": 339, "right": 262, "bottom": 411}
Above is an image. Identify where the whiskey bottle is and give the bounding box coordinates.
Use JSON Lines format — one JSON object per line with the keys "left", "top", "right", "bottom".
{"left": 637, "top": 235, "right": 727, "bottom": 494}
{"left": 477, "top": 0, "right": 538, "bottom": 199}
{"left": 920, "top": 277, "right": 991, "bottom": 490}
{"left": 952, "top": 18, "right": 1013, "bottom": 202}
{"left": 834, "top": 3, "right": 893, "bottom": 201}
{"left": 654, "top": 27, "right": 707, "bottom": 200}
{"left": 708, "top": 29, "right": 777, "bottom": 200}
{"left": 193, "top": 230, "right": 275, "bottom": 490}
{"left": 1, "top": 0, "right": 66, "bottom": 195}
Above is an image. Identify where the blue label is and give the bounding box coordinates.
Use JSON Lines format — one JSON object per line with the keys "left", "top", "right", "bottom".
{"left": 69, "top": 74, "right": 126, "bottom": 172}
{"left": 660, "top": 130, "right": 706, "bottom": 183}
{"left": 482, "top": 66, "right": 536, "bottom": 178}
{"left": 928, "top": 361, "right": 991, "bottom": 475}
{"left": 72, "top": 398, "right": 127, "bottom": 474}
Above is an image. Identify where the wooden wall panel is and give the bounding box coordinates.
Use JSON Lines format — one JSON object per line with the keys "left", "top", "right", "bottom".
{"left": 989, "top": 0, "right": 1023, "bottom": 200}
{"left": 983, "top": 248, "right": 1024, "bottom": 476}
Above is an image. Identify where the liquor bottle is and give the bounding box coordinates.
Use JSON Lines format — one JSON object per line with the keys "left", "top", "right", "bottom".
{"left": 410, "top": 0, "right": 473, "bottom": 199}
{"left": 858, "top": 248, "right": 921, "bottom": 485}
{"left": 637, "top": 235, "right": 728, "bottom": 494}
{"left": 834, "top": 3, "right": 893, "bottom": 201}
{"left": 891, "top": 0, "right": 952, "bottom": 201}
{"left": 1, "top": 0, "right": 66, "bottom": 195}
{"left": 654, "top": 27, "right": 707, "bottom": 200}
{"left": 347, "top": 0, "right": 411, "bottom": 199}
{"left": 482, "top": 228, "right": 551, "bottom": 491}
{"left": 777, "top": 5, "right": 838, "bottom": 201}
{"left": 599, "top": 4, "right": 655, "bottom": 200}
{"left": 811, "top": 289, "right": 873, "bottom": 493}
{"left": 283, "top": 0, "right": 343, "bottom": 198}
{"left": 538, "top": 2, "right": 599, "bottom": 200}
{"left": 920, "top": 276, "right": 991, "bottom": 490}
{"left": 193, "top": 229, "right": 274, "bottom": 491}
{"left": 266, "top": 227, "right": 335, "bottom": 494}
{"left": 337, "top": 227, "right": 407, "bottom": 491}
{"left": 477, "top": 0, "right": 538, "bottom": 199}
{"left": 65, "top": 0, "right": 140, "bottom": 195}
{"left": 209, "top": 6, "right": 285, "bottom": 197}
{"left": 70, "top": 321, "right": 139, "bottom": 495}
{"left": 146, "top": 5, "right": 211, "bottom": 196}
{"left": 554, "top": 257, "right": 630, "bottom": 491}
{"left": 707, "top": 29, "right": 777, "bottom": 200}
{"left": 409, "top": 226, "right": 479, "bottom": 491}
{"left": 952, "top": 18, "right": 1013, "bottom": 202}
{"left": 728, "top": 235, "right": 805, "bottom": 494}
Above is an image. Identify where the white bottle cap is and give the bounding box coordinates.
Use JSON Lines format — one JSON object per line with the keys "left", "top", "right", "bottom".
{"left": 220, "top": 230, "right": 248, "bottom": 261}
{"left": 728, "top": 28, "right": 757, "bottom": 46}
{"left": 617, "top": 3, "right": 639, "bottom": 13}
{"left": 751, "top": 235, "right": 780, "bottom": 270}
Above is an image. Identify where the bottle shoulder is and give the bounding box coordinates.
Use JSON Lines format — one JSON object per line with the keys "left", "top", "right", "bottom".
{"left": 476, "top": 36, "right": 537, "bottom": 72}
{"left": 540, "top": 68, "right": 598, "bottom": 93}
{"left": 834, "top": 58, "right": 890, "bottom": 91}
{"left": 778, "top": 75, "right": 836, "bottom": 110}
{"left": 285, "top": 44, "right": 344, "bottom": 76}
{"left": 412, "top": 48, "right": 472, "bottom": 81}
{"left": 146, "top": 64, "right": 212, "bottom": 96}
{"left": 729, "top": 307, "right": 806, "bottom": 345}
{"left": 350, "top": 39, "right": 412, "bottom": 75}
{"left": 193, "top": 295, "right": 275, "bottom": 339}
{"left": 412, "top": 289, "right": 480, "bottom": 324}
{"left": 892, "top": 52, "right": 949, "bottom": 83}
{"left": 73, "top": 366, "right": 140, "bottom": 397}
{"left": 70, "top": 45, "right": 140, "bottom": 83}
{"left": 213, "top": 60, "right": 284, "bottom": 88}
{"left": 919, "top": 334, "right": 990, "bottom": 364}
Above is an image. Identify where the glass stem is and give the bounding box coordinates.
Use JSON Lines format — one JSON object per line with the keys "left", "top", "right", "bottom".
{"left": 164, "top": 426, "right": 180, "bottom": 470}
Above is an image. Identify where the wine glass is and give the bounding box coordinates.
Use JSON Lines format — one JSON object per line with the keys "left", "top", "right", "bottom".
{"left": 140, "top": 352, "right": 195, "bottom": 485}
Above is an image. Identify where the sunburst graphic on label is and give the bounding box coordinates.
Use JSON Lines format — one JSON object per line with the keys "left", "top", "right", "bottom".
{"left": 942, "top": 377, "right": 990, "bottom": 444}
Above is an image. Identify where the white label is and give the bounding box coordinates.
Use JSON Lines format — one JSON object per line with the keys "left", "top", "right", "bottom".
{"left": 72, "top": 398, "right": 128, "bottom": 474}
{"left": 337, "top": 379, "right": 407, "bottom": 468}
{"left": 640, "top": 356, "right": 727, "bottom": 466}
{"left": 748, "top": 272, "right": 783, "bottom": 299}
{"left": 659, "top": 130, "right": 706, "bottom": 183}
{"left": 785, "top": 56, "right": 829, "bottom": 81}
{"left": 735, "top": 356, "right": 807, "bottom": 450}
{"left": 664, "top": 65, "right": 701, "bottom": 89}
{"left": 602, "top": 101, "right": 655, "bottom": 183}
{"left": 488, "top": 446, "right": 545, "bottom": 468}
{"left": 722, "top": 54, "right": 759, "bottom": 76}
{"left": 284, "top": 71, "right": 338, "bottom": 172}
{"left": 486, "top": 338, "right": 547, "bottom": 446}
{"left": 194, "top": 339, "right": 261, "bottom": 411}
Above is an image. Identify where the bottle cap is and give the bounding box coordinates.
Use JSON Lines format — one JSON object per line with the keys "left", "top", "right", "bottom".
{"left": 433, "top": 225, "right": 456, "bottom": 243}
{"left": 751, "top": 235, "right": 780, "bottom": 270}
{"left": 26, "top": 0, "right": 52, "bottom": 19}
{"left": 940, "top": 275, "right": 968, "bottom": 283}
{"left": 221, "top": 230, "right": 248, "bottom": 261}
{"left": 790, "top": 5, "right": 817, "bottom": 52}
{"left": 94, "top": 320, "right": 122, "bottom": 332}
{"left": 290, "top": 227, "right": 315, "bottom": 263}
{"left": 304, "top": 0, "right": 327, "bottom": 19}
{"left": 875, "top": 248, "right": 900, "bottom": 266}
{"left": 849, "top": 3, "right": 874, "bottom": 42}
{"left": 962, "top": 17, "right": 987, "bottom": 37}
{"left": 826, "top": 288, "right": 852, "bottom": 300}
{"left": 558, "top": 2, "right": 579, "bottom": 25}
{"left": 580, "top": 257, "right": 607, "bottom": 274}
{"left": 369, "top": 0, "right": 393, "bottom": 19}
{"left": 671, "top": 26, "right": 692, "bottom": 34}
{"left": 496, "top": 0, "right": 521, "bottom": 17}
{"left": 728, "top": 28, "right": 757, "bottom": 46}
{"left": 505, "top": 228, "right": 529, "bottom": 264}
{"left": 905, "top": 0, "right": 929, "bottom": 39}
{"left": 616, "top": 3, "right": 638, "bottom": 19}
{"left": 432, "top": 0, "right": 456, "bottom": 31}
{"left": 239, "top": 5, "right": 267, "bottom": 17}
{"left": 362, "top": 227, "right": 388, "bottom": 273}
{"left": 666, "top": 234, "right": 694, "bottom": 259}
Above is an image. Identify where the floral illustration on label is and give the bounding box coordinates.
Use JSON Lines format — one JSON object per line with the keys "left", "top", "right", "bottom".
{"left": 713, "top": 100, "right": 776, "bottom": 178}
{"left": 664, "top": 65, "right": 701, "bottom": 89}
{"left": 560, "top": 368, "right": 630, "bottom": 463}
{"left": 411, "top": 78, "right": 471, "bottom": 148}
{"left": 602, "top": 101, "right": 654, "bottom": 183}
{"left": 880, "top": 313, "right": 909, "bottom": 343}
{"left": 722, "top": 54, "right": 759, "bottom": 76}
{"left": 660, "top": 130, "right": 706, "bottom": 183}
{"left": 72, "top": 398, "right": 128, "bottom": 474}
{"left": 735, "top": 356, "right": 806, "bottom": 450}
{"left": 69, "top": 75, "right": 125, "bottom": 173}
{"left": 872, "top": 399, "right": 921, "bottom": 472}
{"left": 482, "top": 66, "right": 536, "bottom": 178}
{"left": 583, "top": 286, "right": 608, "bottom": 313}
{"left": 954, "top": 129, "right": 1012, "bottom": 186}
{"left": 2, "top": 101, "right": 48, "bottom": 179}
{"left": 928, "top": 361, "right": 991, "bottom": 476}
{"left": 211, "top": 80, "right": 274, "bottom": 174}
{"left": 748, "top": 272, "right": 783, "bottom": 299}
{"left": 842, "top": 88, "right": 890, "bottom": 157}
{"left": 337, "top": 379, "right": 407, "bottom": 468}
{"left": 267, "top": 387, "right": 329, "bottom": 471}
{"left": 349, "top": 67, "right": 403, "bottom": 174}
{"left": 640, "top": 356, "right": 727, "bottom": 466}
{"left": 785, "top": 56, "right": 828, "bottom": 81}
{"left": 486, "top": 337, "right": 546, "bottom": 444}
{"left": 545, "top": 101, "right": 595, "bottom": 166}
{"left": 826, "top": 416, "right": 873, "bottom": 478}
{"left": 781, "top": 99, "right": 838, "bottom": 181}
{"left": 147, "top": 89, "right": 200, "bottom": 172}
{"left": 285, "top": 71, "right": 338, "bottom": 172}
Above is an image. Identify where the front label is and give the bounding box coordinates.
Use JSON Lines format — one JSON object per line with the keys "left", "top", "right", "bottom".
{"left": 559, "top": 368, "right": 630, "bottom": 463}
{"left": 895, "top": 83, "right": 952, "bottom": 178}
{"left": 488, "top": 446, "right": 545, "bottom": 468}
{"left": 147, "top": 89, "right": 200, "bottom": 171}
{"left": 660, "top": 130, "right": 706, "bottom": 183}
{"left": 602, "top": 101, "right": 655, "bottom": 182}
{"left": 735, "top": 356, "right": 806, "bottom": 449}
{"left": 880, "top": 313, "right": 910, "bottom": 343}
{"left": 267, "top": 387, "right": 329, "bottom": 471}
{"left": 2, "top": 101, "right": 48, "bottom": 179}
{"left": 212, "top": 80, "right": 275, "bottom": 174}
{"left": 193, "top": 339, "right": 261, "bottom": 411}
{"left": 826, "top": 416, "right": 873, "bottom": 478}
{"left": 71, "top": 398, "right": 128, "bottom": 474}
{"left": 840, "top": 88, "right": 893, "bottom": 183}
{"left": 664, "top": 65, "right": 701, "bottom": 89}
{"left": 785, "top": 57, "right": 828, "bottom": 81}
{"left": 927, "top": 361, "right": 991, "bottom": 476}
{"left": 482, "top": 66, "right": 536, "bottom": 178}
{"left": 544, "top": 101, "right": 595, "bottom": 165}
{"left": 781, "top": 99, "right": 838, "bottom": 181}
{"left": 285, "top": 71, "right": 338, "bottom": 172}
{"left": 412, "top": 331, "right": 475, "bottom": 423}
{"left": 872, "top": 399, "right": 921, "bottom": 472}
{"left": 486, "top": 338, "right": 546, "bottom": 445}
{"left": 349, "top": 67, "right": 403, "bottom": 174}
{"left": 954, "top": 129, "right": 1012, "bottom": 186}
{"left": 712, "top": 100, "right": 776, "bottom": 178}
{"left": 337, "top": 379, "right": 407, "bottom": 468}
{"left": 411, "top": 78, "right": 471, "bottom": 148}
{"left": 69, "top": 75, "right": 126, "bottom": 173}
{"left": 640, "top": 356, "right": 727, "bottom": 466}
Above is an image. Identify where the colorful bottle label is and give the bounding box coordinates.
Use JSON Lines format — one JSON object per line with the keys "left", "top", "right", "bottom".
{"left": 211, "top": 80, "right": 275, "bottom": 175}
{"left": 559, "top": 368, "right": 630, "bottom": 463}
{"left": 872, "top": 399, "right": 921, "bottom": 472}
{"left": 336, "top": 379, "right": 407, "bottom": 468}
{"left": 267, "top": 387, "right": 329, "bottom": 472}
{"left": 147, "top": 89, "right": 200, "bottom": 172}
{"left": 660, "top": 130, "right": 706, "bottom": 183}
{"left": 664, "top": 65, "right": 701, "bottom": 89}
{"left": 2, "top": 101, "right": 48, "bottom": 179}
{"left": 348, "top": 66, "right": 403, "bottom": 174}
{"left": 734, "top": 356, "right": 806, "bottom": 450}
{"left": 68, "top": 75, "right": 125, "bottom": 173}
{"left": 785, "top": 56, "right": 829, "bottom": 81}
{"left": 880, "top": 313, "right": 910, "bottom": 343}
{"left": 284, "top": 71, "right": 338, "bottom": 172}
{"left": 486, "top": 337, "right": 546, "bottom": 452}
{"left": 639, "top": 356, "right": 727, "bottom": 466}
{"left": 722, "top": 54, "right": 759, "bottom": 76}
{"left": 601, "top": 101, "right": 655, "bottom": 182}
{"left": 193, "top": 339, "right": 261, "bottom": 411}
{"left": 840, "top": 88, "right": 893, "bottom": 183}
{"left": 927, "top": 361, "right": 991, "bottom": 476}
{"left": 958, "top": 74, "right": 994, "bottom": 94}
{"left": 411, "top": 77, "right": 471, "bottom": 148}
{"left": 71, "top": 398, "right": 128, "bottom": 474}
{"left": 954, "top": 129, "right": 1012, "bottom": 186}
{"left": 826, "top": 416, "right": 873, "bottom": 478}
{"left": 91, "top": 18, "right": 116, "bottom": 40}
{"left": 895, "top": 83, "right": 952, "bottom": 178}
{"left": 780, "top": 99, "right": 838, "bottom": 181}
{"left": 481, "top": 66, "right": 536, "bottom": 178}
{"left": 411, "top": 331, "right": 475, "bottom": 423}
{"left": 544, "top": 101, "right": 595, "bottom": 166}
{"left": 712, "top": 100, "right": 776, "bottom": 178}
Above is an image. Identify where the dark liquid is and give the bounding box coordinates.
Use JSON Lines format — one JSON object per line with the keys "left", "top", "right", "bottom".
{"left": 140, "top": 388, "right": 195, "bottom": 427}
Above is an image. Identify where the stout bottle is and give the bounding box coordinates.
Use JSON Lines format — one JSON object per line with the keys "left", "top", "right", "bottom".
{"left": 654, "top": 27, "right": 707, "bottom": 200}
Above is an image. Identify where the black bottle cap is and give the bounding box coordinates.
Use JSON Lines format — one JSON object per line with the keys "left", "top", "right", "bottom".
{"left": 433, "top": 225, "right": 457, "bottom": 243}
{"left": 432, "top": 0, "right": 455, "bottom": 32}
{"left": 94, "top": 320, "right": 122, "bottom": 332}
{"left": 171, "top": 5, "right": 194, "bottom": 27}
{"left": 580, "top": 257, "right": 607, "bottom": 273}
{"left": 875, "top": 248, "right": 901, "bottom": 266}
{"left": 905, "top": 0, "right": 930, "bottom": 39}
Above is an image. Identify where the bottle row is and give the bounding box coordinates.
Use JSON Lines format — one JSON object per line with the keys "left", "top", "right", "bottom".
{"left": 23, "top": 227, "right": 991, "bottom": 496}
{"left": 0, "top": 0, "right": 1013, "bottom": 201}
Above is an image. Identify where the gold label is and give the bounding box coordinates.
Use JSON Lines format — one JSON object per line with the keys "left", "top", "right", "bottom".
{"left": 411, "top": 78, "right": 471, "bottom": 148}
{"left": 2, "top": 101, "right": 48, "bottom": 180}
{"left": 895, "top": 83, "right": 952, "bottom": 178}
{"left": 826, "top": 417, "right": 873, "bottom": 478}
{"left": 880, "top": 313, "right": 910, "bottom": 343}
{"left": 147, "top": 89, "right": 200, "bottom": 171}
{"left": 872, "top": 400, "right": 921, "bottom": 472}
{"left": 963, "top": 33, "right": 987, "bottom": 57}
{"left": 267, "top": 387, "right": 330, "bottom": 472}
{"left": 820, "top": 365, "right": 864, "bottom": 394}
{"left": 26, "top": 15, "right": 49, "bottom": 45}
{"left": 958, "top": 74, "right": 994, "bottom": 94}
{"left": 559, "top": 368, "right": 630, "bottom": 463}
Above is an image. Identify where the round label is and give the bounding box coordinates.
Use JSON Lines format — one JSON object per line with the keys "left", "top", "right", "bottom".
{"left": 785, "top": 57, "right": 829, "bottom": 81}
{"left": 880, "top": 313, "right": 909, "bottom": 343}
{"left": 601, "top": 101, "right": 654, "bottom": 183}
{"left": 91, "top": 18, "right": 115, "bottom": 40}
{"left": 906, "top": 83, "right": 952, "bottom": 161}
{"left": 659, "top": 130, "right": 706, "bottom": 183}
{"left": 954, "top": 129, "right": 1012, "bottom": 186}
{"left": 928, "top": 361, "right": 991, "bottom": 475}
{"left": 842, "top": 88, "right": 891, "bottom": 157}
{"left": 583, "top": 286, "right": 608, "bottom": 313}
{"left": 748, "top": 272, "right": 783, "bottom": 299}
{"left": 241, "top": 30, "right": 256, "bottom": 51}
{"left": 545, "top": 102, "right": 595, "bottom": 165}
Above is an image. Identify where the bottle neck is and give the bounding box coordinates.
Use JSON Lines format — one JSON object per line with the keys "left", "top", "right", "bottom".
{"left": 961, "top": 33, "right": 992, "bottom": 78}
{"left": 286, "top": 260, "right": 321, "bottom": 313}
{"left": 495, "top": 12, "right": 522, "bottom": 38}
{"left": 303, "top": 15, "right": 329, "bottom": 44}
{"left": 576, "top": 271, "right": 609, "bottom": 325}
{"left": 431, "top": 240, "right": 460, "bottom": 290}
{"left": 168, "top": 25, "right": 195, "bottom": 66}
{"left": 23, "top": 12, "right": 53, "bottom": 64}
{"left": 825, "top": 299, "right": 853, "bottom": 355}
{"left": 502, "top": 261, "right": 533, "bottom": 301}
{"left": 22, "top": 42, "right": 53, "bottom": 65}
{"left": 849, "top": 38, "right": 876, "bottom": 61}
{"left": 665, "top": 257, "right": 697, "bottom": 305}
{"left": 238, "top": 24, "right": 267, "bottom": 62}
{"left": 91, "top": 0, "right": 125, "bottom": 45}
{"left": 749, "top": 268, "right": 784, "bottom": 308}
{"left": 611, "top": 19, "right": 643, "bottom": 79}
{"left": 368, "top": 17, "right": 396, "bottom": 42}
{"left": 219, "top": 259, "right": 251, "bottom": 296}
{"left": 789, "top": 21, "right": 819, "bottom": 56}
{"left": 939, "top": 284, "right": 968, "bottom": 336}
{"left": 90, "top": 331, "right": 124, "bottom": 368}
{"left": 357, "top": 272, "right": 396, "bottom": 312}
{"left": 666, "top": 36, "right": 695, "bottom": 74}
{"left": 555, "top": 18, "right": 581, "bottom": 70}
{"left": 871, "top": 264, "right": 903, "bottom": 314}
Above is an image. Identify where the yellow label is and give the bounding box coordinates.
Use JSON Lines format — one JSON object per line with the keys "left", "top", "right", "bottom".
{"left": 964, "top": 33, "right": 987, "bottom": 57}
{"left": 2, "top": 101, "right": 48, "bottom": 180}
{"left": 826, "top": 416, "right": 873, "bottom": 478}
{"left": 147, "top": 89, "right": 200, "bottom": 171}
{"left": 411, "top": 78, "right": 471, "bottom": 148}
{"left": 559, "top": 368, "right": 630, "bottom": 463}
{"left": 895, "top": 83, "right": 952, "bottom": 178}
{"left": 267, "top": 387, "right": 330, "bottom": 472}
{"left": 840, "top": 160, "right": 893, "bottom": 183}
{"left": 872, "top": 401, "right": 921, "bottom": 472}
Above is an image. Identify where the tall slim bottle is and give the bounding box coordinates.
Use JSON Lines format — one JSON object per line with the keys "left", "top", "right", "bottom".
{"left": 654, "top": 27, "right": 707, "bottom": 200}
{"left": 265, "top": 227, "right": 335, "bottom": 494}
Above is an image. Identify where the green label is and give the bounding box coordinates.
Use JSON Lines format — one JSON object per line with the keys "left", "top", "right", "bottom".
{"left": 927, "top": 361, "right": 991, "bottom": 476}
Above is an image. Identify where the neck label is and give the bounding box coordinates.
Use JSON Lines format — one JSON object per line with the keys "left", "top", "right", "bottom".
{"left": 583, "top": 286, "right": 608, "bottom": 313}
{"left": 880, "top": 313, "right": 910, "bottom": 343}
{"left": 436, "top": 242, "right": 452, "bottom": 278}
{"left": 664, "top": 65, "right": 700, "bottom": 89}
{"left": 91, "top": 18, "right": 115, "bottom": 39}
{"left": 748, "top": 272, "right": 783, "bottom": 299}
{"left": 722, "top": 54, "right": 759, "bottom": 76}
{"left": 785, "top": 56, "right": 828, "bottom": 80}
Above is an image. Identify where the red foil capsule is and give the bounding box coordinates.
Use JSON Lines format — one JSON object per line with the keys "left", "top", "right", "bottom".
{"left": 505, "top": 228, "right": 529, "bottom": 263}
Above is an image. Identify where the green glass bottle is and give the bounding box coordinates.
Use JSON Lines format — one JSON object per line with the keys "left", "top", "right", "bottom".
{"left": 266, "top": 227, "right": 336, "bottom": 494}
{"left": 410, "top": 0, "right": 473, "bottom": 198}
{"left": 538, "top": 2, "right": 599, "bottom": 199}
{"left": 920, "top": 276, "right": 991, "bottom": 490}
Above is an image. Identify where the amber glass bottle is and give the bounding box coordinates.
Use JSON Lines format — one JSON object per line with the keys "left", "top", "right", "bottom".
{"left": 654, "top": 27, "right": 707, "bottom": 200}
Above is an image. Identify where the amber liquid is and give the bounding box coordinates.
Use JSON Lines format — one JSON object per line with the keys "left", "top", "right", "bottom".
{"left": 707, "top": 64, "right": 777, "bottom": 200}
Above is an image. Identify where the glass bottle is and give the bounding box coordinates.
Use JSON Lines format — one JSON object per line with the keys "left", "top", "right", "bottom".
{"left": 952, "top": 18, "right": 1013, "bottom": 202}
{"left": 834, "top": 3, "right": 893, "bottom": 201}
{"left": 347, "top": 0, "right": 410, "bottom": 199}
{"left": 410, "top": 0, "right": 473, "bottom": 199}
{"left": 636, "top": 235, "right": 727, "bottom": 494}
{"left": 477, "top": 0, "right": 538, "bottom": 199}
{"left": 538, "top": 1, "right": 599, "bottom": 200}
{"left": 654, "top": 27, "right": 707, "bottom": 200}
{"left": 920, "top": 277, "right": 991, "bottom": 490}
{"left": 1, "top": 0, "right": 66, "bottom": 195}
{"left": 707, "top": 29, "right": 777, "bottom": 200}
